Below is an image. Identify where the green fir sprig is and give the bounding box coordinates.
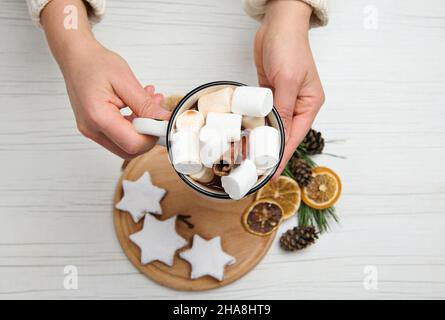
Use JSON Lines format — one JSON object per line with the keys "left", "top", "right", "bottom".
{"left": 297, "top": 202, "right": 339, "bottom": 233}
{"left": 283, "top": 146, "right": 339, "bottom": 233}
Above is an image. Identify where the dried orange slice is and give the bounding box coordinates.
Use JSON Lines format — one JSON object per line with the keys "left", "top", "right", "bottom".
{"left": 256, "top": 176, "right": 301, "bottom": 219}
{"left": 242, "top": 199, "right": 283, "bottom": 236}
{"left": 301, "top": 167, "right": 341, "bottom": 209}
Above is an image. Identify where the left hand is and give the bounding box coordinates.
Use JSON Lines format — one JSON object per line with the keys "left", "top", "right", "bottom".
{"left": 254, "top": 0, "right": 325, "bottom": 179}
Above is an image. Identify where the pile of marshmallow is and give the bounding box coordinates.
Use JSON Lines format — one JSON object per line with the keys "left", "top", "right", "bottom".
{"left": 170, "top": 86, "right": 280, "bottom": 200}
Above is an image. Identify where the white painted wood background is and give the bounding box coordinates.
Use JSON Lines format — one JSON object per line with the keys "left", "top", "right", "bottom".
{"left": 0, "top": 0, "right": 444, "bottom": 299}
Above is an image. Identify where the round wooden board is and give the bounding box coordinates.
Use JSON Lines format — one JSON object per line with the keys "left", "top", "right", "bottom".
{"left": 113, "top": 146, "right": 276, "bottom": 291}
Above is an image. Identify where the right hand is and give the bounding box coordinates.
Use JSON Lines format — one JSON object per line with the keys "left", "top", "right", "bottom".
{"left": 40, "top": 0, "right": 170, "bottom": 159}
{"left": 60, "top": 39, "right": 171, "bottom": 158}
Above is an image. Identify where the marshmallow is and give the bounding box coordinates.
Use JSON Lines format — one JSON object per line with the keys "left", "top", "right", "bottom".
{"left": 170, "top": 130, "right": 202, "bottom": 175}
{"left": 257, "top": 167, "right": 268, "bottom": 176}
{"left": 249, "top": 126, "right": 280, "bottom": 169}
{"left": 200, "top": 133, "right": 230, "bottom": 168}
{"left": 232, "top": 86, "right": 273, "bottom": 117}
{"left": 206, "top": 112, "right": 242, "bottom": 142}
{"left": 242, "top": 116, "right": 265, "bottom": 130}
{"left": 198, "top": 87, "right": 234, "bottom": 117}
{"left": 199, "top": 125, "right": 220, "bottom": 145}
{"left": 221, "top": 159, "right": 258, "bottom": 200}
{"left": 175, "top": 110, "right": 204, "bottom": 132}
{"left": 189, "top": 167, "right": 215, "bottom": 184}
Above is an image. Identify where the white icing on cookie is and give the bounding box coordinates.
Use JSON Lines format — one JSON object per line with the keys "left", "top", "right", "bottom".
{"left": 116, "top": 172, "right": 166, "bottom": 223}
{"left": 180, "top": 234, "right": 235, "bottom": 281}
{"left": 130, "top": 214, "right": 187, "bottom": 266}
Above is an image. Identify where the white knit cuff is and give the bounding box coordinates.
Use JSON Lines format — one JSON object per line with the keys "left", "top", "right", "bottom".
{"left": 241, "top": 0, "right": 328, "bottom": 27}
{"left": 26, "top": 0, "right": 106, "bottom": 27}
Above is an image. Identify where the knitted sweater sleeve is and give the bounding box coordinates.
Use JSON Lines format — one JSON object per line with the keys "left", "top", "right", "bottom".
{"left": 26, "top": 0, "right": 106, "bottom": 27}
{"left": 241, "top": 0, "right": 328, "bottom": 27}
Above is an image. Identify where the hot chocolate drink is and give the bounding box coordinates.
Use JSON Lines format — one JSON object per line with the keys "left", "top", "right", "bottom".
{"left": 170, "top": 85, "right": 280, "bottom": 200}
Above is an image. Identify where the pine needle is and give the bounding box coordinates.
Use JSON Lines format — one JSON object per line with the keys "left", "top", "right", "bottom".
{"left": 281, "top": 139, "right": 340, "bottom": 233}
{"left": 296, "top": 145, "right": 317, "bottom": 167}
{"left": 297, "top": 203, "right": 337, "bottom": 233}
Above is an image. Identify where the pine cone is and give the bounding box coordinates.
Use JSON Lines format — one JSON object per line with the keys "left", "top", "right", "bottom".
{"left": 289, "top": 158, "right": 313, "bottom": 187}
{"left": 303, "top": 129, "right": 325, "bottom": 155}
{"left": 280, "top": 226, "right": 318, "bottom": 251}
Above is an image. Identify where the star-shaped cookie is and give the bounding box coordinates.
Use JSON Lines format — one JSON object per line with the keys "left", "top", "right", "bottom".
{"left": 116, "top": 172, "right": 166, "bottom": 223}
{"left": 179, "top": 234, "right": 235, "bottom": 281}
{"left": 129, "top": 214, "right": 187, "bottom": 266}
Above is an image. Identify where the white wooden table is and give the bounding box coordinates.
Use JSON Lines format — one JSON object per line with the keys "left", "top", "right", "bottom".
{"left": 0, "top": 0, "right": 444, "bottom": 299}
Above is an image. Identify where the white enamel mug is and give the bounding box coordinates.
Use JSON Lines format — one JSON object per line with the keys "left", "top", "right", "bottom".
{"left": 132, "top": 81, "right": 285, "bottom": 200}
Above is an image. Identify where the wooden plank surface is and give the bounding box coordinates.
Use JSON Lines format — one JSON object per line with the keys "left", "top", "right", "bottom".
{"left": 0, "top": 0, "right": 444, "bottom": 299}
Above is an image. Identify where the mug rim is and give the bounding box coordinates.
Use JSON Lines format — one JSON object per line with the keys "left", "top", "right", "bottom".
{"left": 166, "top": 80, "right": 285, "bottom": 200}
